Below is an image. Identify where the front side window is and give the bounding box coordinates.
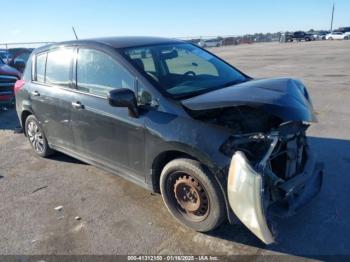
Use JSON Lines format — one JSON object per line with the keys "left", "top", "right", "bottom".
{"left": 121, "top": 43, "right": 247, "bottom": 99}
{"left": 46, "top": 48, "right": 73, "bottom": 87}
{"left": 77, "top": 49, "right": 134, "bottom": 97}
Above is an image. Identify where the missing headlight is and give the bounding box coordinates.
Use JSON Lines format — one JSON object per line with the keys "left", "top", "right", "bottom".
{"left": 220, "top": 133, "right": 272, "bottom": 161}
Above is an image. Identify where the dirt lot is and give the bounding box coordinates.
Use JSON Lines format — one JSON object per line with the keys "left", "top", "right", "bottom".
{"left": 0, "top": 40, "right": 349, "bottom": 258}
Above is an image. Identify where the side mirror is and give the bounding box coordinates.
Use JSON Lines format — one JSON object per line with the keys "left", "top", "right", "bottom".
{"left": 108, "top": 88, "right": 139, "bottom": 117}
{"left": 14, "top": 60, "right": 26, "bottom": 72}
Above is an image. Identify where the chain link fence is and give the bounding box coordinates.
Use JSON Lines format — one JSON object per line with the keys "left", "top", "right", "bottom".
{"left": 0, "top": 42, "right": 53, "bottom": 50}
{"left": 1, "top": 32, "right": 285, "bottom": 52}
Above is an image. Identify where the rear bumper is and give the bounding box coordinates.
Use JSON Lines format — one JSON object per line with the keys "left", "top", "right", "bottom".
{"left": 227, "top": 149, "right": 324, "bottom": 244}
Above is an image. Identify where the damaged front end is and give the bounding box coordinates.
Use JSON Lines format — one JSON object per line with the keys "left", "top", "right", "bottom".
{"left": 182, "top": 78, "right": 324, "bottom": 244}
{"left": 225, "top": 121, "right": 324, "bottom": 244}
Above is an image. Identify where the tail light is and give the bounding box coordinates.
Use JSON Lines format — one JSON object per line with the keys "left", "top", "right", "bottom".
{"left": 14, "top": 80, "right": 25, "bottom": 95}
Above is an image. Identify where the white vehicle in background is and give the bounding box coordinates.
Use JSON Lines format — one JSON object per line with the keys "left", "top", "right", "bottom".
{"left": 198, "top": 39, "right": 222, "bottom": 48}
{"left": 326, "top": 31, "right": 350, "bottom": 40}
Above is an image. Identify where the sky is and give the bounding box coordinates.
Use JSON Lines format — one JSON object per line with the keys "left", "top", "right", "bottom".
{"left": 1, "top": 0, "right": 349, "bottom": 43}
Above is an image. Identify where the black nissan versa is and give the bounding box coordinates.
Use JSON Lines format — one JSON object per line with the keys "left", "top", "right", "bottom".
{"left": 15, "top": 37, "right": 324, "bottom": 244}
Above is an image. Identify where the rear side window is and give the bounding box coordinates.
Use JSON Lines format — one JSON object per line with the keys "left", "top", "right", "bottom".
{"left": 77, "top": 49, "right": 134, "bottom": 97}
{"left": 45, "top": 48, "right": 73, "bottom": 87}
{"left": 35, "top": 53, "right": 47, "bottom": 82}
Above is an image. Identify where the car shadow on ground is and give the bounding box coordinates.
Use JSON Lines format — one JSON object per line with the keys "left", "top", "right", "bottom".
{"left": 208, "top": 136, "right": 350, "bottom": 258}
{"left": 49, "top": 152, "right": 87, "bottom": 165}
{"left": 0, "top": 108, "right": 20, "bottom": 131}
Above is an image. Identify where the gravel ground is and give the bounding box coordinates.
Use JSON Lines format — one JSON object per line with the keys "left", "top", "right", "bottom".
{"left": 0, "top": 40, "right": 349, "bottom": 258}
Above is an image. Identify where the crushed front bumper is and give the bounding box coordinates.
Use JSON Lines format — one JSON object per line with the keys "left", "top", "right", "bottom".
{"left": 227, "top": 149, "right": 324, "bottom": 244}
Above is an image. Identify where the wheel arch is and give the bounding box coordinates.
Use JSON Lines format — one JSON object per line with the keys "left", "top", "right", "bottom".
{"left": 21, "top": 110, "right": 33, "bottom": 136}
{"left": 151, "top": 150, "right": 198, "bottom": 193}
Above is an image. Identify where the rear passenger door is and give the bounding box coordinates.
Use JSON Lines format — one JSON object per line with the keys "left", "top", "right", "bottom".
{"left": 30, "top": 47, "right": 76, "bottom": 149}
{"left": 70, "top": 47, "right": 145, "bottom": 181}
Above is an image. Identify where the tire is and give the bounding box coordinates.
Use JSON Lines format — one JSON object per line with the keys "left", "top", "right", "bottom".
{"left": 160, "top": 158, "right": 226, "bottom": 232}
{"left": 25, "top": 115, "right": 54, "bottom": 157}
{"left": 345, "top": 36, "right": 349, "bottom": 40}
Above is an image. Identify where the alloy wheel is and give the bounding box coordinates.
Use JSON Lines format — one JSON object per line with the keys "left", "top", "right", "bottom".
{"left": 27, "top": 120, "right": 45, "bottom": 153}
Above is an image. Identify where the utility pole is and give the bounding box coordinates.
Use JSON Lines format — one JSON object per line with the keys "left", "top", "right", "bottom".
{"left": 330, "top": 3, "right": 335, "bottom": 32}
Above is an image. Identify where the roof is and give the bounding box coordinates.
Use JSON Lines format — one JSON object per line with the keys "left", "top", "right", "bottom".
{"left": 88, "top": 36, "right": 184, "bottom": 48}
{"left": 35, "top": 36, "right": 184, "bottom": 52}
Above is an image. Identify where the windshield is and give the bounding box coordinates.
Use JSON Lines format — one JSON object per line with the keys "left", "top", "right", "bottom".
{"left": 121, "top": 43, "right": 248, "bottom": 99}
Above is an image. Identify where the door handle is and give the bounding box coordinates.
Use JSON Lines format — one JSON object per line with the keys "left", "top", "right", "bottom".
{"left": 71, "top": 101, "right": 84, "bottom": 109}
{"left": 31, "top": 91, "right": 40, "bottom": 96}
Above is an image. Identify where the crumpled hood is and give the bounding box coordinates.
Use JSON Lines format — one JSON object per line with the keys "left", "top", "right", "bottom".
{"left": 0, "top": 64, "right": 21, "bottom": 78}
{"left": 182, "top": 78, "right": 316, "bottom": 122}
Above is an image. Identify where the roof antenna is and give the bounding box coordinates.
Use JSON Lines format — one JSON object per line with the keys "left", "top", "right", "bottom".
{"left": 330, "top": 3, "right": 335, "bottom": 32}
{"left": 72, "top": 26, "right": 79, "bottom": 40}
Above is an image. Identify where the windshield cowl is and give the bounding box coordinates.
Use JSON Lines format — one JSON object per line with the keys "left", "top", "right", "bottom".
{"left": 172, "top": 78, "right": 251, "bottom": 100}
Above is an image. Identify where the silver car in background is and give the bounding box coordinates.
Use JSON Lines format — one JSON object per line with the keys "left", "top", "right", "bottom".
{"left": 198, "top": 39, "right": 222, "bottom": 48}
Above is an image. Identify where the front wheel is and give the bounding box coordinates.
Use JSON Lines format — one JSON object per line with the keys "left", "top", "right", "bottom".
{"left": 160, "top": 158, "right": 226, "bottom": 232}
{"left": 25, "top": 115, "right": 54, "bottom": 157}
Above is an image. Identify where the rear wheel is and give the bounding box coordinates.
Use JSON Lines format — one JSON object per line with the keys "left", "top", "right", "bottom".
{"left": 160, "top": 158, "right": 226, "bottom": 232}
{"left": 25, "top": 115, "right": 54, "bottom": 157}
{"left": 345, "top": 36, "right": 349, "bottom": 40}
